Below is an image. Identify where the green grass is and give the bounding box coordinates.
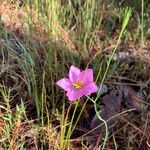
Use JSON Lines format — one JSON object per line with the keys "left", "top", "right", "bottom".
{"left": 0, "top": 0, "right": 149, "bottom": 149}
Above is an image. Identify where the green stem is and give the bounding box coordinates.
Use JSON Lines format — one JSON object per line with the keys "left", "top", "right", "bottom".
{"left": 94, "top": 102, "right": 108, "bottom": 150}
{"left": 95, "top": 8, "right": 132, "bottom": 103}
{"left": 141, "top": 0, "right": 144, "bottom": 46}
{"left": 65, "top": 100, "right": 80, "bottom": 148}
{"left": 72, "top": 99, "right": 88, "bottom": 132}
{"left": 87, "top": 96, "right": 108, "bottom": 149}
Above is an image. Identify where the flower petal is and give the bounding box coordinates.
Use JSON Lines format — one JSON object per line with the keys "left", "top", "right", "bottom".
{"left": 78, "top": 69, "right": 93, "bottom": 83}
{"left": 81, "top": 82, "right": 98, "bottom": 96}
{"left": 66, "top": 90, "right": 83, "bottom": 101}
{"left": 69, "top": 66, "right": 81, "bottom": 83}
{"left": 56, "top": 78, "right": 73, "bottom": 91}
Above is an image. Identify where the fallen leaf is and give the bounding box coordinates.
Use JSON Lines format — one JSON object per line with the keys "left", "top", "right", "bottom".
{"left": 121, "top": 85, "right": 141, "bottom": 110}
{"left": 102, "top": 90, "right": 122, "bottom": 110}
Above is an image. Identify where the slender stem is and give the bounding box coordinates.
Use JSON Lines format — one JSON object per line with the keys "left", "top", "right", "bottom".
{"left": 41, "top": 71, "right": 46, "bottom": 127}
{"left": 94, "top": 102, "right": 108, "bottom": 150}
{"left": 141, "top": 0, "right": 144, "bottom": 46}
{"left": 72, "top": 99, "right": 88, "bottom": 132}
{"left": 87, "top": 96, "right": 108, "bottom": 150}
{"left": 65, "top": 100, "right": 80, "bottom": 147}
{"left": 95, "top": 8, "right": 132, "bottom": 103}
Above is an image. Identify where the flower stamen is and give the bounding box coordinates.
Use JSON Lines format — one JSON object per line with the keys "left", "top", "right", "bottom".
{"left": 74, "top": 81, "right": 83, "bottom": 89}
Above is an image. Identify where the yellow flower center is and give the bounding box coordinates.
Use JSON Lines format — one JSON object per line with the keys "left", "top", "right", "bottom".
{"left": 74, "top": 81, "right": 83, "bottom": 89}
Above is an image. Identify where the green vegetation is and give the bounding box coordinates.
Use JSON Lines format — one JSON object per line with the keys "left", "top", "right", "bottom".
{"left": 0, "top": 0, "right": 149, "bottom": 149}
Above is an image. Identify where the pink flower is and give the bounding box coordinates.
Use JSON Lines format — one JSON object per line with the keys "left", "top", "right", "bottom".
{"left": 56, "top": 66, "right": 98, "bottom": 101}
